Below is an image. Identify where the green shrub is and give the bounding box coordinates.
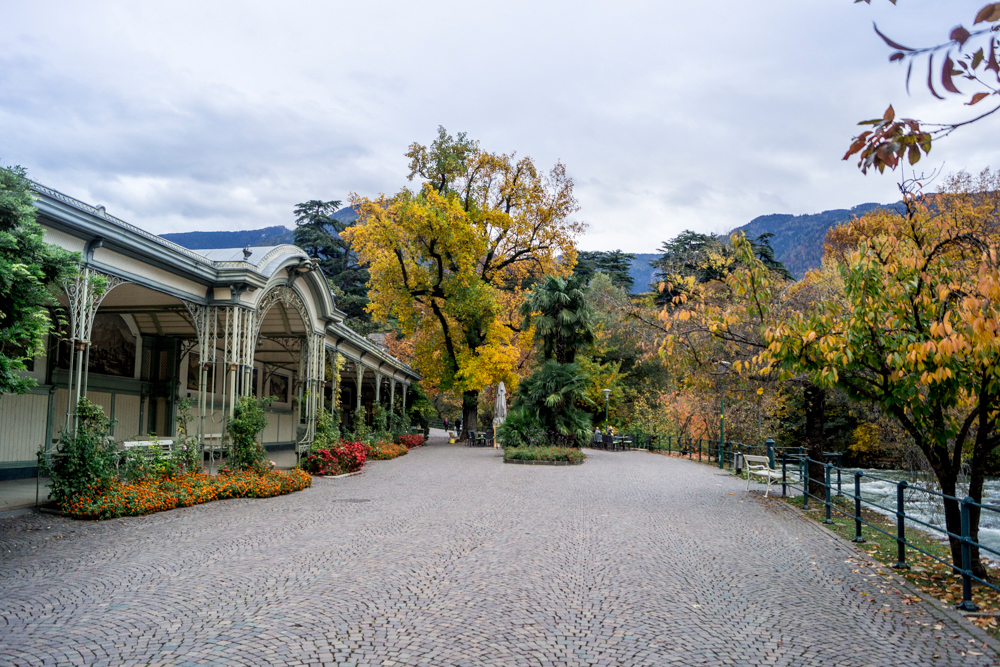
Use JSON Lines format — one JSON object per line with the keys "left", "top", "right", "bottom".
{"left": 44, "top": 398, "right": 118, "bottom": 506}
{"left": 173, "top": 398, "right": 202, "bottom": 473}
{"left": 119, "top": 440, "right": 179, "bottom": 482}
{"left": 227, "top": 395, "right": 272, "bottom": 472}
{"left": 497, "top": 408, "right": 548, "bottom": 447}
{"left": 351, "top": 406, "right": 370, "bottom": 440}
{"left": 389, "top": 410, "right": 411, "bottom": 438}
{"left": 502, "top": 360, "right": 593, "bottom": 448}
{"left": 313, "top": 407, "right": 340, "bottom": 450}
{"left": 503, "top": 446, "right": 585, "bottom": 463}
{"left": 373, "top": 403, "right": 391, "bottom": 440}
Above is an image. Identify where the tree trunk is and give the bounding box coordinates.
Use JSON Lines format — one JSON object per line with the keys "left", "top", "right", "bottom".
{"left": 462, "top": 389, "right": 479, "bottom": 440}
{"left": 804, "top": 383, "right": 827, "bottom": 498}
{"left": 968, "top": 414, "right": 992, "bottom": 579}
{"left": 938, "top": 473, "right": 964, "bottom": 571}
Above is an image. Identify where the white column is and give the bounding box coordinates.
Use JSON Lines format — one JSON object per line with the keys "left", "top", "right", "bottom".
{"left": 355, "top": 363, "right": 365, "bottom": 410}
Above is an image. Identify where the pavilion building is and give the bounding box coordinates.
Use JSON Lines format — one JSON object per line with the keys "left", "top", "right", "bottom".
{"left": 0, "top": 182, "right": 419, "bottom": 480}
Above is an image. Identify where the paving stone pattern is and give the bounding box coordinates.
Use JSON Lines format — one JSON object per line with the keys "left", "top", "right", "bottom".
{"left": 1, "top": 445, "right": 996, "bottom": 666}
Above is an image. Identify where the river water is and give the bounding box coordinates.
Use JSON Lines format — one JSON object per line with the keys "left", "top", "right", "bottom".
{"left": 849, "top": 470, "right": 1000, "bottom": 556}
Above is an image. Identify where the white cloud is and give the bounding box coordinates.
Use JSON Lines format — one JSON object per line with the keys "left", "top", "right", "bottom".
{"left": 0, "top": 0, "right": 997, "bottom": 252}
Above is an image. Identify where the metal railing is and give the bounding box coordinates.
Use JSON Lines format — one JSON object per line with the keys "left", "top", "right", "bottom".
{"left": 781, "top": 455, "right": 998, "bottom": 612}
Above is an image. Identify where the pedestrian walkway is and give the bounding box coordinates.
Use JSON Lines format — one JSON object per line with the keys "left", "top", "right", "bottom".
{"left": 0, "top": 445, "right": 995, "bottom": 666}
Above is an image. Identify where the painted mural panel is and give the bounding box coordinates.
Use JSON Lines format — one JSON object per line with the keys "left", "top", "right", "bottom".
{"left": 56, "top": 314, "right": 136, "bottom": 378}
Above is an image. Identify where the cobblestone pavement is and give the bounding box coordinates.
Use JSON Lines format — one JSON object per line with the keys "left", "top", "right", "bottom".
{"left": 1, "top": 445, "right": 996, "bottom": 666}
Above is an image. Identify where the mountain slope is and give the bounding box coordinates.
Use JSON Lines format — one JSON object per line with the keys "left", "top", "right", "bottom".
{"left": 729, "top": 202, "right": 903, "bottom": 279}
{"left": 161, "top": 206, "right": 359, "bottom": 250}
{"left": 161, "top": 226, "right": 293, "bottom": 250}
{"left": 161, "top": 202, "right": 896, "bottom": 288}
{"left": 626, "top": 253, "right": 660, "bottom": 293}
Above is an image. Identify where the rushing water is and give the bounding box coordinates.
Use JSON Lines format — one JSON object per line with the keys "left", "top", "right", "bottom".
{"left": 848, "top": 470, "right": 1000, "bottom": 557}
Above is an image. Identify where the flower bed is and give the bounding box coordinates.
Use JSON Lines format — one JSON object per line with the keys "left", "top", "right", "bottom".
{"left": 61, "top": 469, "right": 312, "bottom": 520}
{"left": 303, "top": 440, "right": 367, "bottom": 476}
{"left": 503, "top": 446, "right": 586, "bottom": 463}
{"left": 365, "top": 441, "right": 409, "bottom": 460}
{"left": 396, "top": 434, "right": 424, "bottom": 449}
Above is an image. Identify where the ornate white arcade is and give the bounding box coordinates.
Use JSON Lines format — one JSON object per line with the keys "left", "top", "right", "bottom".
{"left": 0, "top": 182, "right": 420, "bottom": 477}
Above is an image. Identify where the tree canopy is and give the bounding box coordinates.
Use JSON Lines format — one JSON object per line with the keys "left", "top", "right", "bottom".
{"left": 573, "top": 250, "right": 636, "bottom": 291}
{"left": 0, "top": 165, "right": 76, "bottom": 396}
{"left": 292, "top": 199, "right": 372, "bottom": 330}
{"left": 765, "top": 171, "right": 1000, "bottom": 574}
{"left": 650, "top": 230, "right": 791, "bottom": 303}
{"left": 345, "top": 127, "right": 583, "bottom": 432}
{"left": 519, "top": 274, "right": 594, "bottom": 364}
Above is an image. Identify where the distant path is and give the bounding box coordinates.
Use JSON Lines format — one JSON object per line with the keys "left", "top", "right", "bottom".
{"left": 0, "top": 446, "right": 995, "bottom": 666}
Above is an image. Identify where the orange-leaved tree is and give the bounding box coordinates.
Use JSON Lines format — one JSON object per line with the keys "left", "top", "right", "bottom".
{"left": 345, "top": 128, "right": 582, "bottom": 433}
{"left": 845, "top": 2, "right": 1000, "bottom": 173}
{"left": 766, "top": 171, "right": 1000, "bottom": 575}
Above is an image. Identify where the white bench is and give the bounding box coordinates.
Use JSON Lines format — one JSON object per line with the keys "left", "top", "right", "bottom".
{"left": 744, "top": 454, "right": 784, "bottom": 497}
{"left": 122, "top": 438, "right": 175, "bottom": 452}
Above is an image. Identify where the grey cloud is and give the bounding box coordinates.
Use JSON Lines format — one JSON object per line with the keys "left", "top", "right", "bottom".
{"left": 0, "top": 0, "right": 996, "bottom": 245}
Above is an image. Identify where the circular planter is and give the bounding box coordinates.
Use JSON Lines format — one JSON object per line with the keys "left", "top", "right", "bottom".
{"left": 503, "top": 458, "right": 585, "bottom": 466}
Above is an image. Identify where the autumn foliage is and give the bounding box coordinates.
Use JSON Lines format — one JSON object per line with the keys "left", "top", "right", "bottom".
{"left": 345, "top": 127, "right": 583, "bottom": 432}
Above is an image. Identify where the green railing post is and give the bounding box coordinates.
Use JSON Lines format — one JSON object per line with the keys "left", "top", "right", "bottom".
{"left": 836, "top": 453, "right": 843, "bottom": 496}
{"left": 893, "top": 480, "right": 908, "bottom": 569}
{"left": 958, "top": 497, "right": 979, "bottom": 611}
{"left": 766, "top": 438, "right": 775, "bottom": 468}
{"left": 802, "top": 458, "right": 809, "bottom": 509}
{"left": 781, "top": 454, "right": 787, "bottom": 498}
{"left": 853, "top": 472, "right": 865, "bottom": 543}
{"left": 824, "top": 463, "right": 834, "bottom": 524}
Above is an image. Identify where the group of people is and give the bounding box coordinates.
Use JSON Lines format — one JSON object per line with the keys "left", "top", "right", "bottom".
{"left": 443, "top": 417, "right": 463, "bottom": 434}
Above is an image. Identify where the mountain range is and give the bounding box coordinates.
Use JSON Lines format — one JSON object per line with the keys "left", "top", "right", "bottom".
{"left": 728, "top": 201, "right": 903, "bottom": 280}
{"left": 160, "top": 206, "right": 358, "bottom": 249}
{"left": 160, "top": 202, "right": 897, "bottom": 292}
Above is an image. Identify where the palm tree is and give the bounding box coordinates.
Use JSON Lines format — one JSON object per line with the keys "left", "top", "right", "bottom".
{"left": 519, "top": 274, "right": 594, "bottom": 364}
{"left": 502, "top": 274, "right": 596, "bottom": 447}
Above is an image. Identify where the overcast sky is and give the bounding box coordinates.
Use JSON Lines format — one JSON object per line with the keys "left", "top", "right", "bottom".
{"left": 2, "top": 1, "right": 997, "bottom": 252}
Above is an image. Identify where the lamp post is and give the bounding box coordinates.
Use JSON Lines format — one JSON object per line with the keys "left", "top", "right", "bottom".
{"left": 603, "top": 388, "right": 610, "bottom": 425}
{"left": 712, "top": 361, "right": 731, "bottom": 469}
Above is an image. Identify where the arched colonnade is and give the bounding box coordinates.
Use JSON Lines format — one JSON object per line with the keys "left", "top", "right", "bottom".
{"left": 0, "top": 182, "right": 420, "bottom": 478}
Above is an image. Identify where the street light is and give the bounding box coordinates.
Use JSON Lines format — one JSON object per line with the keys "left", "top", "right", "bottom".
{"left": 711, "top": 361, "right": 731, "bottom": 469}
{"left": 602, "top": 388, "right": 611, "bottom": 425}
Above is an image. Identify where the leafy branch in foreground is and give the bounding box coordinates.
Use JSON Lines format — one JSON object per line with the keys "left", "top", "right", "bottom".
{"left": 845, "top": 2, "right": 1000, "bottom": 173}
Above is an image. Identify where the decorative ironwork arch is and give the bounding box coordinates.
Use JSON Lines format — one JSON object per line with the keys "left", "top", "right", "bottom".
{"left": 62, "top": 267, "right": 130, "bottom": 432}
{"left": 252, "top": 284, "right": 312, "bottom": 342}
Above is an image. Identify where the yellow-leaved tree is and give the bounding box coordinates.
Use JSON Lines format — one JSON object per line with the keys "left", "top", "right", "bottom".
{"left": 345, "top": 128, "right": 582, "bottom": 433}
